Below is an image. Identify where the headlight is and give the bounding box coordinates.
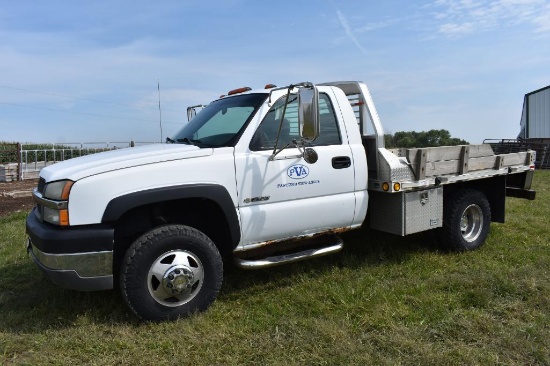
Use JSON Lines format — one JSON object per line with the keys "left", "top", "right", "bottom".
{"left": 38, "top": 180, "right": 74, "bottom": 226}
{"left": 43, "top": 206, "right": 70, "bottom": 226}
{"left": 44, "top": 180, "right": 74, "bottom": 200}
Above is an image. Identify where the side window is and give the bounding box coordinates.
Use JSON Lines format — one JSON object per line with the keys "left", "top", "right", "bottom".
{"left": 250, "top": 93, "right": 341, "bottom": 151}
{"left": 315, "top": 94, "right": 342, "bottom": 146}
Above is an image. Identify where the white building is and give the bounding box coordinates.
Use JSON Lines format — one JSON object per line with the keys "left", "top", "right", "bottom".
{"left": 519, "top": 85, "right": 550, "bottom": 139}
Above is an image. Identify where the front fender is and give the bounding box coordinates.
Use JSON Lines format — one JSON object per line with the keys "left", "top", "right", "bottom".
{"left": 101, "top": 184, "right": 241, "bottom": 246}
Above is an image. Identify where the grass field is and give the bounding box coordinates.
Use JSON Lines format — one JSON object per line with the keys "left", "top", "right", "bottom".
{"left": 1, "top": 171, "right": 549, "bottom": 365}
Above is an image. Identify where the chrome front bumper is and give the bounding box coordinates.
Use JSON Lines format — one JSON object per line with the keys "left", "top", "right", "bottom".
{"left": 27, "top": 238, "right": 113, "bottom": 291}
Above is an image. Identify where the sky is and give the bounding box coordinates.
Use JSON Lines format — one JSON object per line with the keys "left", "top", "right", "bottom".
{"left": 1, "top": 0, "right": 549, "bottom": 145}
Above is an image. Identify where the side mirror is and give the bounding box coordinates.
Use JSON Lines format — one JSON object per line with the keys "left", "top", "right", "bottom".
{"left": 303, "top": 147, "right": 318, "bottom": 164}
{"left": 186, "top": 104, "right": 206, "bottom": 122}
{"left": 186, "top": 107, "right": 196, "bottom": 122}
{"left": 298, "top": 86, "right": 320, "bottom": 141}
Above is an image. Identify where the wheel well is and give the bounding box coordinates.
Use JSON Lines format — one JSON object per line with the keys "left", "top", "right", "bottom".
{"left": 442, "top": 175, "right": 506, "bottom": 223}
{"left": 111, "top": 198, "right": 235, "bottom": 276}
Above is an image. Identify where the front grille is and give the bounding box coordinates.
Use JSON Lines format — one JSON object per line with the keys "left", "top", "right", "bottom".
{"left": 37, "top": 178, "right": 46, "bottom": 194}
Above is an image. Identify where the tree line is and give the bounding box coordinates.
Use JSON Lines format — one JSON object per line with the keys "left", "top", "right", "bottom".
{"left": 384, "top": 129, "right": 468, "bottom": 148}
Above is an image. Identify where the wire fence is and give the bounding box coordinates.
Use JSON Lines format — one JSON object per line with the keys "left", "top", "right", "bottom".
{"left": 0, "top": 141, "right": 155, "bottom": 181}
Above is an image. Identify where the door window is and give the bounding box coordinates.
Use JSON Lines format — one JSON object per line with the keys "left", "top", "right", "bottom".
{"left": 250, "top": 93, "right": 341, "bottom": 151}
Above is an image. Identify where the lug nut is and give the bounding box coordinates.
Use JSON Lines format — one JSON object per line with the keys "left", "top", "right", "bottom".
{"left": 175, "top": 269, "right": 181, "bottom": 274}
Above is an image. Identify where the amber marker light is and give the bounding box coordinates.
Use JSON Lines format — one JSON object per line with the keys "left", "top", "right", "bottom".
{"left": 393, "top": 182, "right": 401, "bottom": 191}
{"left": 61, "top": 181, "right": 74, "bottom": 200}
{"left": 228, "top": 87, "right": 252, "bottom": 95}
{"left": 59, "top": 210, "right": 70, "bottom": 226}
{"left": 382, "top": 182, "right": 390, "bottom": 191}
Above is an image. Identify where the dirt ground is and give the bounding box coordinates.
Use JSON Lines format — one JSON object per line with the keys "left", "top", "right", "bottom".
{"left": 0, "top": 179, "right": 37, "bottom": 217}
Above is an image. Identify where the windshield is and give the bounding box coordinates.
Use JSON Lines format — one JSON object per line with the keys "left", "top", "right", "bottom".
{"left": 171, "top": 93, "right": 267, "bottom": 147}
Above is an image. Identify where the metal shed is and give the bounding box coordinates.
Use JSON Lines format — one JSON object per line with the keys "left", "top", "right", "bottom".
{"left": 519, "top": 85, "right": 550, "bottom": 139}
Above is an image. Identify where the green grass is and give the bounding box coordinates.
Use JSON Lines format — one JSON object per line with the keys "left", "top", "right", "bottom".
{"left": 1, "top": 172, "right": 549, "bottom": 365}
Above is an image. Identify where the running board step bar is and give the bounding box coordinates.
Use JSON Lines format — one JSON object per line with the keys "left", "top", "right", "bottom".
{"left": 234, "top": 237, "right": 344, "bottom": 269}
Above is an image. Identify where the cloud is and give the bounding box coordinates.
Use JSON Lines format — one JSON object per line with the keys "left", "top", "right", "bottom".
{"left": 439, "top": 22, "right": 475, "bottom": 36}
{"left": 532, "top": 4, "right": 550, "bottom": 33}
{"left": 335, "top": 9, "right": 367, "bottom": 54}
{"left": 430, "top": 0, "right": 550, "bottom": 37}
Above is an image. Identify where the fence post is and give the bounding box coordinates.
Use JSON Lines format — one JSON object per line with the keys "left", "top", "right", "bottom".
{"left": 17, "top": 142, "right": 22, "bottom": 181}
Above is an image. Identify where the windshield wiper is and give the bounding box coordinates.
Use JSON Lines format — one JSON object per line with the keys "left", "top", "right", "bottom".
{"left": 176, "top": 137, "right": 195, "bottom": 145}
{"left": 166, "top": 137, "right": 176, "bottom": 143}
{"left": 176, "top": 138, "right": 213, "bottom": 147}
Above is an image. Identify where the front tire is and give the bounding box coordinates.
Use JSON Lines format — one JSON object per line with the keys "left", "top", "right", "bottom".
{"left": 120, "top": 225, "right": 223, "bottom": 321}
{"left": 438, "top": 189, "right": 491, "bottom": 252}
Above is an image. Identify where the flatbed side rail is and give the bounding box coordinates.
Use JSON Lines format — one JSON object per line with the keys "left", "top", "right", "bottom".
{"left": 388, "top": 144, "right": 535, "bottom": 180}
{"left": 484, "top": 139, "right": 550, "bottom": 169}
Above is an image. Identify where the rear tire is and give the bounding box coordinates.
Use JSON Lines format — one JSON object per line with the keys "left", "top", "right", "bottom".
{"left": 438, "top": 189, "right": 491, "bottom": 252}
{"left": 120, "top": 225, "right": 223, "bottom": 321}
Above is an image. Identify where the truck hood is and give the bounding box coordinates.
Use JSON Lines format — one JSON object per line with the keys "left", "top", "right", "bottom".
{"left": 40, "top": 144, "right": 213, "bottom": 182}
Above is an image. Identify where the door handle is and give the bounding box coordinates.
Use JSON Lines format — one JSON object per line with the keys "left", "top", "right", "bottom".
{"left": 332, "top": 156, "right": 351, "bottom": 169}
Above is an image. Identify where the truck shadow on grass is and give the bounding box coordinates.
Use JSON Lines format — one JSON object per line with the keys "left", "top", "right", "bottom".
{"left": 0, "top": 262, "right": 133, "bottom": 331}
{"left": 0, "top": 228, "right": 441, "bottom": 330}
{"left": 220, "top": 227, "right": 442, "bottom": 298}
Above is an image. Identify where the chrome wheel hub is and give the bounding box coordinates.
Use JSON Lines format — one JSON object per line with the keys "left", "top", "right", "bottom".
{"left": 162, "top": 265, "right": 195, "bottom": 295}
{"left": 147, "top": 250, "right": 204, "bottom": 307}
{"left": 460, "top": 204, "right": 483, "bottom": 243}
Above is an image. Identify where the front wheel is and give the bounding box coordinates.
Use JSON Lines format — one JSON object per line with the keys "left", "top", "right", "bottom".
{"left": 438, "top": 189, "right": 491, "bottom": 252}
{"left": 120, "top": 225, "right": 223, "bottom": 321}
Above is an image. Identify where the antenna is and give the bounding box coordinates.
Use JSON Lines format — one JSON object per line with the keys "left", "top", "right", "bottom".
{"left": 157, "top": 79, "right": 163, "bottom": 142}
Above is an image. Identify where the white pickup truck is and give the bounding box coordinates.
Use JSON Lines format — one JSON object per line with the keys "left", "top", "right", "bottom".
{"left": 26, "top": 81, "right": 536, "bottom": 321}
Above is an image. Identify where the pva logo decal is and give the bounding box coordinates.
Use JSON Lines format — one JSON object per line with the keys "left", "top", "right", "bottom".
{"left": 287, "top": 164, "right": 309, "bottom": 179}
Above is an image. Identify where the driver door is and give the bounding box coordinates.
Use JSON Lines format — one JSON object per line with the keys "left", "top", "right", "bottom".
{"left": 234, "top": 90, "right": 356, "bottom": 246}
